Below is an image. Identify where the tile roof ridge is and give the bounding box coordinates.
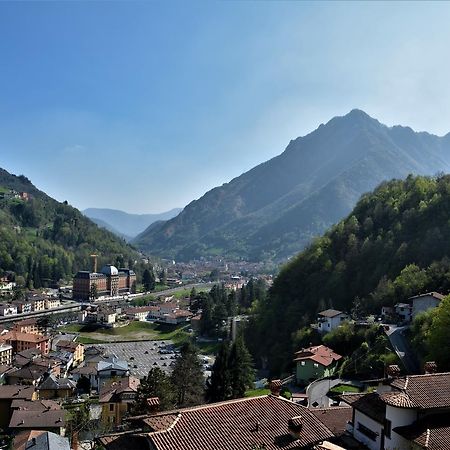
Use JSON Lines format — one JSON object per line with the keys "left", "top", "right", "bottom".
{"left": 425, "top": 428, "right": 431, "bottom": 448}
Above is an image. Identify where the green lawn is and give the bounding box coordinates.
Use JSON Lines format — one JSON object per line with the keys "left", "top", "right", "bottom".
{"left": 244, "top": 388, "right": 270, "bottom": 398}
{"left": 329, "top": 384, "right": 360, "bottom": 395}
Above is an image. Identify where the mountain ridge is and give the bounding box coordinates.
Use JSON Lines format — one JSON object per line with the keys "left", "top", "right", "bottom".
{"left": 133, "top": 110, "right": 450, "bottom": 261}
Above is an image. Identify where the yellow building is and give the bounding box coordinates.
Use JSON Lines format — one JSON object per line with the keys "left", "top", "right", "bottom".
{"left": 55, "top": 340, "right": 84, "bottom": 367}
{"left": 99, "top": 377, "right": 140, "bottom": 427}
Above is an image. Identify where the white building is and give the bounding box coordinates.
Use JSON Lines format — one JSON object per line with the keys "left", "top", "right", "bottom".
{"left": 342, "top": 368, "right": 450, "bottom": 450}
{"left": 316, "top": 309, "right": 348, "bottom": 334}
{"left": 410, "top": 291, "right": 444, "bottom": 319}
{"left": 0, "top": 303, "right": 18, "bottom": 316}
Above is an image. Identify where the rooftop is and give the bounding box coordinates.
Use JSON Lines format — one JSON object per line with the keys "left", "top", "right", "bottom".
{"left": 318, "top": 309, "right": 345, "bottom": 318}
{"left": 340, "top": 393, "right": 386, "bottom": 424}
{"left": 142, "top": 395, "right": 334, "bottom": 450}
{"left": 10, "top": 409, "right": 66, "bottom": 429}
{"left": 99, "top": 376, "right": 140, "bottom": 403}
{"left": 294, "top": 345, "right": 342, "bottom": 367}
{"left": 409, "top": 291, "right": 445, "bottom": 301}
{"left": 310, "top": 407, "right": 352, "bottom": 436}
{"left": 0, "top": 385, "right": 35, "bottom": 400}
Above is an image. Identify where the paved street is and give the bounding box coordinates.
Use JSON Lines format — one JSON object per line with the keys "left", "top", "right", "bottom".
{"left": 306, "top": 378, "right": 343, "bottom": 408}
{"left": 385, "top": 325, "right": 420, "bottom": 374}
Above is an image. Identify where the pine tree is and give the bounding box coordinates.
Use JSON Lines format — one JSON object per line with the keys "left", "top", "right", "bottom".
{"left": 131, "top": 368, "right": 174, "bottom": 415}
{"left": 207, "top": 341, "right": 232, "bottom": 402}
{"left": 170, "top": 343, "right": 204, "bottom": 407}
{"left": 229, "top": 336, "right": 254, "bottom": 398}
{"left": 142, "top": 267, "right": 155, "bottom": 291}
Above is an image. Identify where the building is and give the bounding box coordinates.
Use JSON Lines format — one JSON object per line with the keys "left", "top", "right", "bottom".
{"left": 55, "top": 340, "right": 84, "bottom": 367}
{"left": 9, "top": 407, "right": 66, "bottom": 436}
{"left": 294, "top": 345, "right": 342, "bottom": 385}
{"left": 45, "top": 297, "right": 61, "bottom": 310}
{"left": 97, "top": 306, "right": 117, "bottom": 325}
{"left": 100, "top": 393, "right": 337, "bottom": 450}
{"left": 13, "top": 430, "right": 70, "bottom": 450}
{"left": 316, "top": 309, "right": 348, "bottom": 334}
{"left": 13, "top": 318, "right": 40, "bottom": 335}
{"left": 0, "top": 331, "right": 50, "bottom": 355}
{"left": 341, "top": 369, "right": 450, "bottom": 450}
{"left": 37, "top": 374, "right": 76, "bottom": 400}
{"left": 0, "top": 343, "right": 12, "bottom": 366}
{"left": 11, "top": 299, "right": 33, "bottom": 314}
{"left": 0, "top": 385, "right": 36, "bottom": 429}
{"left": 410, "top": 292, "right": 444, "bottom": 319}
{"left": 99, "top": 376, "right": 140, "bottom": 427}
{"left": 125, "top": 305, "right": 158, "bottom": 322}
{"left": 26, "top": 293, "right": 46, "bottom": 312}
{"left": 394, "top": 303, "right": 412, "bottom": 324}
{"left": 0, "top": 303, "right": 18, "bottom": 316}
{"left": 73, "top": 265, "right": 136, "bottom": 301}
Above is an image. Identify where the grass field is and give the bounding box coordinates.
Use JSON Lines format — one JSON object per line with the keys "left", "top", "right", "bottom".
{"left": 61, "top": 321, "right": 191, "bottom": 346}
{"left": 329, "top": 384, "right": 360, "bottom": 395}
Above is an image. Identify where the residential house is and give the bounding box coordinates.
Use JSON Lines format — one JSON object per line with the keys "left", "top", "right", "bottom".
{"left": 0, "top": 303, "right": 18, "bottom": 316}
{"left": 317, "top": 309, "right": 348, "bottom": 334}
{"left": 100, "top": 392, "right": 337, "bottom": 450}
{"left": 55, "top": 340, "right": 84, "bottom": 367}
{"left": 14, "top": 318, "right": 40, "bottom": 335}
{"left": 97, "top": 306, "right": 117, "bottom": 325}
{"left": 9, "top": 407, "right": 66, "bottom": 436}
{"left": 0, "top": 331, "right": 50, "bottom": 355}
{"left": 0, "top": 385, "right": 36, "bottom": 428}
{"left": 341, "top": 368, "right": 450, "bottom": 450}
{"left": 410, "top": 292, "right": 445, "bottom": 319}
{"left": 98, "top": 358, "right": 129, "bottom": 381}
{"left": 0, "top": 280, "right": 16, "bottom": 295}
{"left": 37, "top": 374, "right": 76, "bottom": 400}
{"left": 125, "top": 305, "right": 158, "bottom": 322}
{"left": 394, "top": 303, "right": 412, "bottom": 324}
{"left": 99, "top": 376, "right": 140, "bottom": 427}
{"left": 294, "top": 345, "right": 342, "bottom": 385}
{"left": 5, "top": 363, "right": 48, "bottom": 386}
{"left": 13, "top": 430, "right": 70, "bottom": 450}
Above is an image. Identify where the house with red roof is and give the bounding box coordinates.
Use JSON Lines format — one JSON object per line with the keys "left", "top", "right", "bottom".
{"left": 294, "top": 345, "right": 342, "bottom": 385}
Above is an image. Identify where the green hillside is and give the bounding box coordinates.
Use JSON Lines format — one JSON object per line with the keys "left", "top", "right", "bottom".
{"left": 247, "top": 175, "right": 450, "bottom": 374}
{"left": 0, "top": 168, "right": 140, "bottom": 287}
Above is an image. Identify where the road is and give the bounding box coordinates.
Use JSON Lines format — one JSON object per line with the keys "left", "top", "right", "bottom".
{"left": 0, "top": 302, "right": 81, "bottom": 325}
{"left": 90, "top": 282, "right": 215, "bottom": 305}
{"left": 385, "top": 325, "right": 420, "bottom": 374}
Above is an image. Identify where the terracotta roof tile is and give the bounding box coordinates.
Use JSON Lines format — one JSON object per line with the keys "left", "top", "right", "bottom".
{"left": 9, "top": 409, "right": 66, "bottom": 428}
{"left": 380, "top": 392, "right": 414, "bottom": 409}
{"left": 318, "top": 309, "right": 345, "bottom": 318}
{"left": 147, "top": 395, "right": 334, "bottom": 449}
{"left": 294, "top": 345, "right": 342, "bottom": 367}
{"left": 389, "top": 372, "right": 450, "bottom": 409}
{"left": 310, "top": 407, "right": 352, "bottom": 436}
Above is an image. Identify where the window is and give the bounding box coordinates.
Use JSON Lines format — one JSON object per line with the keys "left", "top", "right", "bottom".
{"left": 328, "top": 323, "right": 330, "bottom": 327}
{"left": 384, "top": 419, "right": 392, "bottom": 438}
{"left": 301, "top": 361, "right": 306, "bottom": 366}
{"left": 357, "top": 422, "right": 378, "bottom": 441}
{"left": 111, "top": 371, "right": 117, "bottom": 377}
{"left": 313, "top": 363, "right": 319, "bottom": 368}
{"left": 109, "top": 403, "right": 114, "bottom": 412}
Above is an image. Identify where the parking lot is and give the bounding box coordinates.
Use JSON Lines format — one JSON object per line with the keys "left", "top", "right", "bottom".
{"left": 93, "top": 340, "right": 177, "bottom": 378}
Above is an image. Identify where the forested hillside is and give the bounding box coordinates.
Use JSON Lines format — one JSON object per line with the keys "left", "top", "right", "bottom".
{"left": 0, "top": 168, "right": 140, "bottom": 287}
{"left": 246, "top": 175, "right": 450, "bottom": 374}
{"left": 135, "top": 110, "right": 450, "bottom": 262}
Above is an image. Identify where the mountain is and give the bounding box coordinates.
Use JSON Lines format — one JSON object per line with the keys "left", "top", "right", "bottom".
{"left": 246, "top": 175, "right": 450, "bottom": 374}
{"left": 83, "top": 207, "right": 182, "bottom": 239}
{"left": 133, "top": 110, "right": 450, "bottom": 262}
{"left": 0, "top": 168, "right": 140, "bottom": 287}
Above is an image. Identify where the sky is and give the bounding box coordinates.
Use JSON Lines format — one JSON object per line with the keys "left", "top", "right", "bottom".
{"left": 1, "top": 1, "right": 450, "bottom": 214}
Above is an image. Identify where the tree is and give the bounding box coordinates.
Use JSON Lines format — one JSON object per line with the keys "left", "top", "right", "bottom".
{"left": 159, "top": 269, "right": 167, "bottom": 285}
{"left": 89, "top": 283, "right": 98, "bottom": 300}
{"left": 428, "top": 295, "right": 450, "bottom": 370}
{"left": 130, "top": 368, "right": 174, "bottom": 415}
{"left": 142, "top": 268, "right": 155, "bottom": 291}
{"left": 170, "top": 343, "right": 204, "bottom": 407}
{"left": 207, "top": 341, "right": 232, "bottom": 402}
{"left": 76, "top": 375, "right": 91, "bottom": 394}
{"left": 229, "top": 336, "right": 254, "bottom": 398}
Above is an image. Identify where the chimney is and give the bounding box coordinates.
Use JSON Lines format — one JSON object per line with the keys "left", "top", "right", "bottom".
{"left": 424, "top": 361, "right": 437, "bottom": 374}
{"left": 386, "top": 365, "right": 401, "bottom": 378}
{"left": 269, "top": 379, "right": 282, "bottom": 396}
{"left": 288, "top": 416, "right": 302, "bottom": 439}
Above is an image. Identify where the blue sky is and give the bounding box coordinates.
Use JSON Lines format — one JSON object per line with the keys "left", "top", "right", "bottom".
{"left": 1, "top": 1, "right": 450, "bottom": 213}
